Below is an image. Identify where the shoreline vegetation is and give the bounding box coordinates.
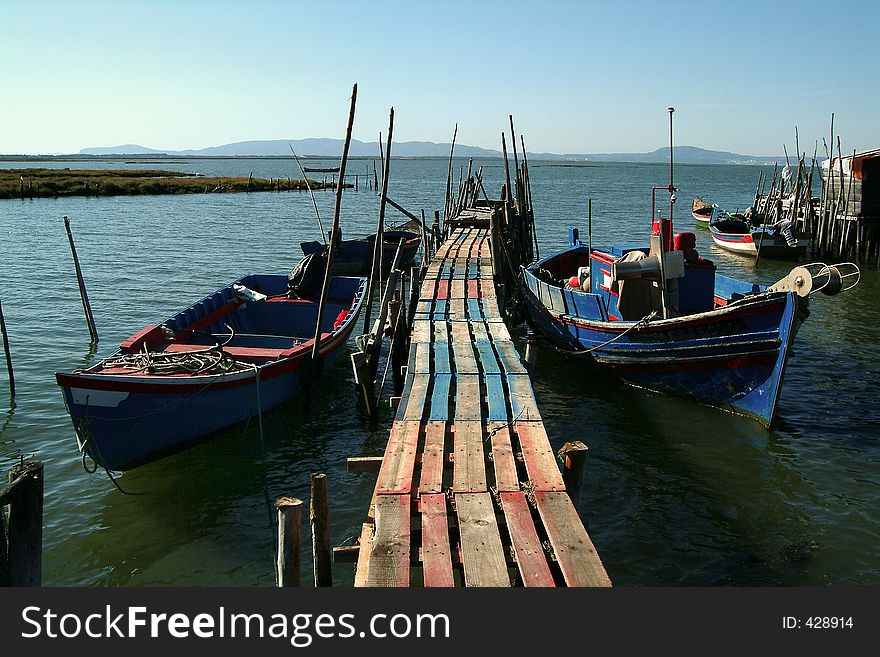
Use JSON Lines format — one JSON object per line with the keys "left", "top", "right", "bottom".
{"left": 0, "top": 168, "right": 346, "bottom": 199}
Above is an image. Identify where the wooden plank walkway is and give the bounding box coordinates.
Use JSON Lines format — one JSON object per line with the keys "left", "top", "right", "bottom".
{"left": 354, "top": 224, "right": 610, "bottom": 587}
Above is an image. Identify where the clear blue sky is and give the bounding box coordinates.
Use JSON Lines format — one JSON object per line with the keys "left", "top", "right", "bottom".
{"left": 2, "top": 0, "right": 878, "bottom": 156}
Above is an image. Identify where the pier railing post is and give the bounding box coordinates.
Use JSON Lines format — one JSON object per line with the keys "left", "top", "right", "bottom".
{"left": 4, "top": 459, "right": 44, "bottom": 586}
{"left": 557, "top": 442, "right": 588, "bottom": 510}
{"left": 275, "top": 497, "right": 303, "bottom": 587}
{"left": 310, "top": 473, "right": 332, "bottom": 587}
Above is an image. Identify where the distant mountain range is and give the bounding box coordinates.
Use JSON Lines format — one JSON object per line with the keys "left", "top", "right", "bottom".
{"left": 79, "top": 140, "right": 783, "bottom": 164}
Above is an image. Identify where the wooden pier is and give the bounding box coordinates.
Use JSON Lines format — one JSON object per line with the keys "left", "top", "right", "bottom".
{"left": 349, "top": 210, "right": 610, "bottom": 587}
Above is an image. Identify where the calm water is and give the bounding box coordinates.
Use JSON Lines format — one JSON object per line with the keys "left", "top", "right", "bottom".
{"left": 1, "top": 157, "right": 878, "bottom": 586}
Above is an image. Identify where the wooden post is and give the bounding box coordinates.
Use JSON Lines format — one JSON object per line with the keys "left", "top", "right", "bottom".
{"left": 444, "top": 123, "right": 458, "bottom": 221}
{"left": 0, "top": 300, "right": 14, "bottom": 399}
{"left": 311, "top": 83, "right": 357, "bottom": 363}
{"left": 524, "top": 333, "right": 538, "bottom": 371}
{"left": 557, "top": 442, "right": 588, "bottom": 509}
{"left": 275, "top": 497, "right": 302, "bottom": 587}
{"left": 310, "top": 473, "right": 332, "bottom": 587}
{"left": 5, "top": 459, "right": 44, "bottom": 586}
{"left": 63, "top": 216, "right": 99, "bottom": 344}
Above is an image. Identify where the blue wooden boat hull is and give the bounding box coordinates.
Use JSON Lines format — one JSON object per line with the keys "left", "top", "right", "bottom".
{"left": 521, "top": 244, "right": 806, "bottom": 427}
{"left": 300, "top": 230, "right": 420, "bottom": 276}
{"left": 56, "top": 274, "right": 366, "bottom": 470}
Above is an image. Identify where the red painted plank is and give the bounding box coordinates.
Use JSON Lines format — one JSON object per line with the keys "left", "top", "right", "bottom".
{"left": 436, "top": 279, "right": 449, "bottom": 301}
{"left": 467, "top": 279, "right": 479, "bottom": 299}
{"left": 513, "top": 422, "right": 567, "bottom": 492}
{"left": 375, "top": 421, "right": 420, "bottom": 494}
{"left": 500, "top": 491, "right": 556, "bottom": 587}
{"left": 420, "top": 493, "right": 454, "bottom": 587}
{"left": 534, "top": 491, "right": 611, "bottom": 587}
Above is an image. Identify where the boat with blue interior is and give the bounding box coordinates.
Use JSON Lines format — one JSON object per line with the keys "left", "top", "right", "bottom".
{"left": 56, "top": 273, "right": 366, "bottom": 470}
{"left": 519, "top": 110, "right": 858, "bottom": 426}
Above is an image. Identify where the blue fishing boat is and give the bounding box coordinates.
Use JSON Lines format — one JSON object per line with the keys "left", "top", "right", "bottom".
{"left": 300, "top": 222, "right": 421, "bottom": 276}
{"left": 56, "top": 273, "right": 366, "bottom": 470}
{"left": 520, "top": 195, "right": 858, "bottom": 427}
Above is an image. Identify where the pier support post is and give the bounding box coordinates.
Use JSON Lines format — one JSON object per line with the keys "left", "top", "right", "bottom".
{"left": 275, "top": 497, "right": 303, "bottom": 587}
{"left": 310, "top": 473, "right": 332, "bottom": 587}
{"left": 524, "top": 334, "right": 538, "bottom": 372}
{"left": 3, "top": 459, "right": 44, "bottom": 586}
{"left": 557, "top": 442, "right": 588, "bottom": 509}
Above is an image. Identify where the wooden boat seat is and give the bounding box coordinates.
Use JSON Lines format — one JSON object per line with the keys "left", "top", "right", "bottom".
{"left": 163, "top": 342, "right": 295, "bottom": 362}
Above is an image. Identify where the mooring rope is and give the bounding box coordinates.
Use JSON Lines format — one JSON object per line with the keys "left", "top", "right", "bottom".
{"left": 553, "top": 311, "right": 658, "bottom": 356}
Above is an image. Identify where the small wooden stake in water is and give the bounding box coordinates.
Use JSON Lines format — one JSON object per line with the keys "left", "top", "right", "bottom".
{"left": 0, "top": 300, "right": 14, "bottom": 399}
{"left": 275, "top": 497, "right": 303, "bottom": 587}
{"left": 63, "top": 216, "right": 99, "bottom": 344}
{"left": 310, "top": 473, "right": 332, "bottom": 587}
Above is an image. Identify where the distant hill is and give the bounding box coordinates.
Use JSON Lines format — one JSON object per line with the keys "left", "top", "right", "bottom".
{"left": 79, "top": 140, "right": 782, "bottom": 164}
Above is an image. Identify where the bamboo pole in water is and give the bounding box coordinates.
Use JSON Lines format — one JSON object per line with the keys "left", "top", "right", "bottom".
{"left": 444, "top": 124, "right": 458, "bottom": 222}
{"left": 0, "top": 300, "right": 13, "bottom": 399}
{"left": 63, "top": 216, "right": 99, "bottom": 344}
{"left": 310, "top": 473, "right": 332, "bottom": 587}
{"left": 311, "top": 83, "right": 357, "bottom": 364}
{"left": 362, "top": 108, "right": 394, "bottom": 334}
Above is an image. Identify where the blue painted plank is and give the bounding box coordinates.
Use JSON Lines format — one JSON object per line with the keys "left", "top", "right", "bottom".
{"left": 433, "top": 339, "right": 452, "bottom": 374}
{"left": 474, "top": 339, "right": 501, "bottom": 374}
{"left": 430, "top": 373, "right": 452, "bottom": 420}
{"left": 484, "top": 374, "right": 509, "bottom": 422}
{"left": 467, "top": 298, "right": 483, "bottom": 320}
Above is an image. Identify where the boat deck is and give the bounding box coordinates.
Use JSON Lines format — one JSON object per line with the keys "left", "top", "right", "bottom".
{"left": 353, "top": 225, "right": 610, "bottom": 587}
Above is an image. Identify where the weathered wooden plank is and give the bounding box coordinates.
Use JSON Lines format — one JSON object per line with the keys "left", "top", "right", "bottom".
{"left": 452, "top": 420, "right": 486, "bottom": 492}
{"left": 482, "top": 295, "right": 502, "bottom": 320}
{"left": 479, "top": 277, "right": 496, "bottom": 298}
{"left": 414, "top": 299, "right": 433, "bottom": 317}
{"left": 500, "top": 491, "right": 556, "bottom": 587}
{"left": 449, "top": 297, "right": 466, "bottom": 320}
{"left": 420, "top": 493, "right": 455, "bottom": 587}
{"left": 364, "top": 494, "right": 411, "bottom": 587}
{"left": 506, "top": 373, "right": 541, "bottom": 421}
{"left": 403, "top": 373, "right": 430, "bottom": 421}
{"left": 455, "top": 492, "right": 510, "bottom": 587}
{"left": 495, "top": 341, "right": 527, "bottom": 374}
{"left": 375, "top": 421, "right": 420, "bottom": 494}
{"left": 486, "top": 321, "right": 513, "bottom": 343}
{"left": 451, "top": 322, "right": 479, "bottom": 374}
{"left": 419, "top": 276, "right": 437, "bottom": 299}
{"left": 534, "top": 491, "right": 611, "bottom": 587}
{"left": 353, "top": 523, "right": 374, "bottom": 587}
{"left": 470, "top": 321, "right": 489, "bottom": 342}
{"left": 487, "top": 422, "right": 518, "bottom": 492}
{"left": 454, "top": 374, "right": 482, "bottom": 422}
{"left": 418, "top": 421, "right": 446, "bottom": 494}
{"left": 513, "top": 421, "right": 567, "bottom": 492}
{"left": 411, "top": 319, "right": 431, "bottom": 344}
{"left": 411, "top": 341, "right": 431, "bottom": 374}
{"left": 450, "top": 279, "right": 466, "bottom": 299}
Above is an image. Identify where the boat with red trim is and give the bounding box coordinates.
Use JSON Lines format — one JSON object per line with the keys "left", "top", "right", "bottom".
{"left": 56, "top": 273, "right": 366, "bottom": 470}
{"left": 709, "top": 210, "right": 808, "bottom": 259}
{"left": 518, "top": 108, "right": 857, "bottom": 426}
{"left": 691, "top": 197, "right": 716, "bottom": 223}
